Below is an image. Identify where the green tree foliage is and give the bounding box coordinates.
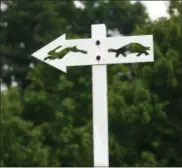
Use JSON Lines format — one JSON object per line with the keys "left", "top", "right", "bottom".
{"left": 132, "top": 1, "right": 182, "bottom": 165}
{"left": 1, "top": 88, "right": 50, "bottom": 166}
{"left": 1, "top": 0, "right": 182, "bottom": 166}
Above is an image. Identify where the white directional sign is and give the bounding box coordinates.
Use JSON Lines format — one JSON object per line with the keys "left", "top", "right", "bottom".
{"left": 32, "top": 34, "right": 95, "bottom": 72}
{"left": 32, "top": 31, "right": 153, "bottom": 73}
{"left": 31, "top": 24, "right": 154, "bottom": 167}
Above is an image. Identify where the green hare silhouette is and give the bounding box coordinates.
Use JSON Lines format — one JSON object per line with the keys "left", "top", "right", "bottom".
{"left": 44, "top": 45, "right": 87, "bottom": 61}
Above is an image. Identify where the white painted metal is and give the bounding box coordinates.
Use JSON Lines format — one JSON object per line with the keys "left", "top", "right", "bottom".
{"left": 32, "top": 35, "right": 95, "bottom": 72}
{"left": 91, "top": 24, "right": 109, "bottom": 167}
{"left": 32, "top": 32, "right": 153, "bottom": 73}
{"left": 32, "top": 34, "right": 66, "bottom": 71}
{"left": 100, "top": 35, "right": 154, "bottom": 64}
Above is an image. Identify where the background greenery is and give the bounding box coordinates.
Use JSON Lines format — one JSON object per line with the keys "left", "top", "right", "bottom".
{"left": 1, "top": 0, "right": 181, "bottom": 166}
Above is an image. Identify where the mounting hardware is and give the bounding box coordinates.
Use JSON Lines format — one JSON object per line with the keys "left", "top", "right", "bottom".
{"left": 96, "top": 55, "right": 101, "bottom": 61}
{"left": 96, "top": 40, "right": 100, "bottom": 45}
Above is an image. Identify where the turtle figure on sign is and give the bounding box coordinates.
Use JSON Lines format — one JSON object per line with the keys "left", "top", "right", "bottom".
{"left": 108, "top": 42, "right": 150, "bottom": 57}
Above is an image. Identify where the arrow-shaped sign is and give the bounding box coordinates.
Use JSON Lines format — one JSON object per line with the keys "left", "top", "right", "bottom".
{"left": 32, "top": 33, "right": 154, "bottom": 73}
{"left": 32, "top": 34, "right": 97, "bottom": 72}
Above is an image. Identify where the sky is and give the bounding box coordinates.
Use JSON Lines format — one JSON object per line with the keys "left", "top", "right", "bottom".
{"left": 137, "top": 1, "right": 170, "bottom": 20}
{"left": 74, "top": 0, "right": 170, "bottom": 21}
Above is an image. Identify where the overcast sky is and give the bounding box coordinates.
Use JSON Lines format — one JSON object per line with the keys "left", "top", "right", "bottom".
{"left": 74, "top": 0, "right": 170, "bottom": 21}
{"left": 139, "top": 1, "right": 169, "bottom": 20}
{"left": 1, "top": 1, "right": 170, "bottom": 21}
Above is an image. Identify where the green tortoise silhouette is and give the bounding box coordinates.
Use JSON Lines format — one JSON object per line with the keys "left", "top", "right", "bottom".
{"left": 44, "top": 45, "right": 87, "bottom": 61}
{"left": 108, "top": 43, "right": 150, "bottom": 57}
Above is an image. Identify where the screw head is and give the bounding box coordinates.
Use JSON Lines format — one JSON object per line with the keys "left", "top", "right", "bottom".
{"left": 96, "top": 55, "right": 101, "bottom": 61}
{"left": 96, "top": 40, "right": 100, "bottom": 45}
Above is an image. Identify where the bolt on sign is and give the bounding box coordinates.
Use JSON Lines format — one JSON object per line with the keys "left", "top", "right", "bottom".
{"left": 32, "top": 24, "right": 154, "bottom": 167}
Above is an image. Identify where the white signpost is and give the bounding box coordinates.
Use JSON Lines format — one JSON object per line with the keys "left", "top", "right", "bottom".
{"left": 32, "top": 24, "right": 154, "bottom": 167}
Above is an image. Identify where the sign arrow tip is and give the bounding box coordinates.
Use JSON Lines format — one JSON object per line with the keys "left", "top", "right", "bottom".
{"left": 31, "top": 33, "right": 66, "bottom": 57}
{"left": 60, "top": 64, "right": 67, "bottom": 73}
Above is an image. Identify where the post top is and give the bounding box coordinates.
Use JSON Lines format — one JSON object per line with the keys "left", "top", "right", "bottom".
{"left": 91, "top": 24, "right": 106, "bottom": 38}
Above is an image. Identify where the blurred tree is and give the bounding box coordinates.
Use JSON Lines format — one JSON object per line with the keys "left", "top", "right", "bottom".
{"left": 1, "top": 0, "right": 67, "bottom": 88}
{"left": 1, "top": 0, "right": 181, "bottom": 167}
{"left": 1, "top": 88, "right": 50, "bottom": 166}
{"left": 132, "top": 0, "right": 182, "bottom": 166}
